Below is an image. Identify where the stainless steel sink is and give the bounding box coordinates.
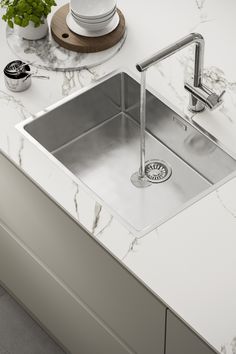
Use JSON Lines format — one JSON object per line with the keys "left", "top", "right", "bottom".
{"left": 18, "top": 70, "right": 236, "bottom": 234}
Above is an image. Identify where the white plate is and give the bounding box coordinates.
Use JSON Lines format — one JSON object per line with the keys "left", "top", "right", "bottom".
{"left": 66, "top": 11, "right": 119, "bottom": 37}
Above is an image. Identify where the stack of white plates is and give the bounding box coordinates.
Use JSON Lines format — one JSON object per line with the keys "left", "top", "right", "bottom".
{"left": 67, "top": 0, "right": 119, "bottom": 37}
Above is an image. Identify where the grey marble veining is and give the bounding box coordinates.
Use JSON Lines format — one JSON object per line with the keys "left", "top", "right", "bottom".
{"left": 95, "top": 215, "right": 113, "bottom": 238}
{"left": 191, "top": 0, "right": 212, "bottom": 31}
{"left": 72, "top": 181, "right": 80, "bottom": 220}
{"left": 221, "top": 337, "right": 236, "bottom": 354}
{"left": 122, "top": 229, "right": 159, "bottom": 261}
{"left": 61, "top": 68, "right": 105, "bottom": 96}
{"left": 121, "top": 237, "right": 139, "bottom": 261}
{"left": 0, "top": 90, "right": 31, "bottom": 121}
{"left": 216, "top": 189, "right": 236, "bottom": 219}
{"left": 92, "top": 202, "right": 102, "bottom": 235}
{"left": 6, "top": 26, "right": 127, "bottom": 72}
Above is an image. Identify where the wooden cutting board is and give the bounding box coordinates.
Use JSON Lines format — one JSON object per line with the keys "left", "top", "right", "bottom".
{"left": 51, "top": 4, "right": 126, "bottom": 53}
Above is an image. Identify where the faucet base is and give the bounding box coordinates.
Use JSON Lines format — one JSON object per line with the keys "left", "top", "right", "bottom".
{"left": 185, "top": 81, "right": 225, "bottom": 112}
{"left": 188, "top": 101, "right": 205, "bottom": 113}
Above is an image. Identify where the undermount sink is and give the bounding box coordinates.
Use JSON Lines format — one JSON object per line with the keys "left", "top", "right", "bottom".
{"left": 18, "top": 70, "right": 236, "bottom": 234}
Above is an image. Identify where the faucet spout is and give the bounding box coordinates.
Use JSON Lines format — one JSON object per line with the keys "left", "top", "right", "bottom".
{"left": 136, "top": 33, "right": 224, "bottom": 112}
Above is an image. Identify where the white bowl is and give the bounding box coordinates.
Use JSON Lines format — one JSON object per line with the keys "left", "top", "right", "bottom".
{"left": 72, "top": 12, "right": 115, "bottom": 31}
{"left": 71, "top": 5, "right": 116, "bottom": 20}
{"left": 71, "top": 8, "right": 116, "bottom": 23}
{"left": 70, "top": 0, "right": 116, "bottom": 18}
{"left": 66, "top": 12, "right": 120, "bottom": 37}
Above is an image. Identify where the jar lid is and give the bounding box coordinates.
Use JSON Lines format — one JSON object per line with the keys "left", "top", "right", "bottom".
{"left": 4, "top": 60, "right": 31, "bottom": 78}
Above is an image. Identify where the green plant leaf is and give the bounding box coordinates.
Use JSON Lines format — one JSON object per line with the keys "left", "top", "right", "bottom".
{"left": 21, "top": 17, "right": 28, "bottom": 26}
{"left": 14, "top": 14, "right": 21, "bottom": 24}
{"left": 1, "top": 0, "right": 56, "bottom": 27}
{"left": 7, "top": 19, "right": 13, "bottom": 27}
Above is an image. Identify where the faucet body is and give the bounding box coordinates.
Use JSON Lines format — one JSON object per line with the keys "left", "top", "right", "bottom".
{"left": 136, "top": 33, "right": 224, "bottom": 112}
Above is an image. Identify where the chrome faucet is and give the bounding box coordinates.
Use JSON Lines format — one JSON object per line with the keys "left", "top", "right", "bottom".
{"left": 136, "top": 33, "right": 225, "bottom": 112}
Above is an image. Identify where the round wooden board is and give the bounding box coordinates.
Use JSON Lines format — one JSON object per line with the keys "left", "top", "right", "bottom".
{"left": 51, "top": 4, "right": 126, "bottom": 53}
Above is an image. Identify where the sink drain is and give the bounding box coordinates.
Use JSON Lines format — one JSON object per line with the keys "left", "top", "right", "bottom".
{"left": 145, "top": 160, "right": 172, "bottom": 183}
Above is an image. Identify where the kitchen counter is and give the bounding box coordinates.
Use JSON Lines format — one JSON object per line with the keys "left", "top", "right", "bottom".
{"left": 0, "top": 0, "right": 236, "bottom": 352}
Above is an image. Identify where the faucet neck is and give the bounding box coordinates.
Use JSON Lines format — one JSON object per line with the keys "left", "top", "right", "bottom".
{"left": 136, "top": 33, "right": 205, "bottom": 87}
{"left": 192, "top": 35, "right": 204, "bottom": 87}
{"left": 136, "top": 33, "right": 209, "bottom": 112}
{"left": 137, "top": 33, "right": 224, "bottom": 113}
{"left": 136, "top": 33, "right": 205, "bottom": 88}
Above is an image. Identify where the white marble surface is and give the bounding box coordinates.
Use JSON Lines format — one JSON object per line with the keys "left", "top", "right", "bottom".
{"left": 1, "top": 0, "right": 236, "bottom": 352}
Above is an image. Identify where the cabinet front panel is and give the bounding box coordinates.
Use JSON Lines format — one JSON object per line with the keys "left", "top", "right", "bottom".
{"left": 166, "top": 310, "right": 218, "bottom": 354}
{"left": 0, "top": 152, "right": 166, "bottom": 354}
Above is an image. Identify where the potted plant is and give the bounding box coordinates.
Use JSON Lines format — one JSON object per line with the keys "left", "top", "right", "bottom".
{"left": 0, "top": 0, "right": 56, "bottom": 40}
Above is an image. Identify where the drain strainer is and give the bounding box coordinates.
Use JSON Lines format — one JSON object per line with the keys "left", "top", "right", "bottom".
{"left": 145, "top": 160, "right": 172, "bottom": 183}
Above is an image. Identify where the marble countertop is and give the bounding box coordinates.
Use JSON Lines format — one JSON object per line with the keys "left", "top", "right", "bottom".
{"left": 1, "top": 0, "right": 236, "bottom": 352}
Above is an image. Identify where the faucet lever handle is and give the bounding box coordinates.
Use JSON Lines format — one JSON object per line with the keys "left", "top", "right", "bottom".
{"left": 185, "top": 81, "right": 225, "bottom": 111}
{"left": 217, "top": 90, "right": 226, "bottom": 102}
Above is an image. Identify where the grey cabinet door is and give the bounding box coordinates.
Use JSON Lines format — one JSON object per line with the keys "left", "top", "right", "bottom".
{"left": 0, "top": 151, "right": 166, "bottom": 354}
{"left": 0, "top": 222, "right": 131, "bottom": 354}
{"left": 166, "top": 310, "right": 218, "bottom": 354}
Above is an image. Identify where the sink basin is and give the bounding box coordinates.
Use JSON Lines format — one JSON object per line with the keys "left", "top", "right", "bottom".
{"left": 18, "top": 70, "right": 236, "bottom": 234}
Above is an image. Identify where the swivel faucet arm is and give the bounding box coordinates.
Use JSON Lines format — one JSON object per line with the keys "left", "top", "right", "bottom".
{"left": 136, "top": 33, "right": 225, "bottom": 112}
